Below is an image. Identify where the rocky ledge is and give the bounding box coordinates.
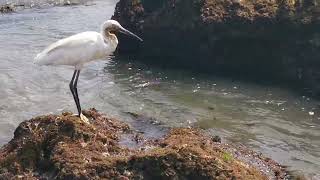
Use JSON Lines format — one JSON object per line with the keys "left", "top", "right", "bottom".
{"left": 0, "top": 0, "right": 91, "bottom": 13}
{"left": 0, "top": 109, "right": 287, "bottom": 179}
{"left": 112, "top": 0, "right": 320, "bottom": 96}
{"left": 0, "top": 4, "right": 14, "bottom": 13}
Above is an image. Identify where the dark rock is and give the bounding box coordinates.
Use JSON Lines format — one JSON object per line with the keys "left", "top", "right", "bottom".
{"left": 0, "top": 0, "right": 91, "bottom": 13}
{"left": 0, "top": 5, "right": 14, "bottom": 13}
{"left": 212, "top": 135, "right": 222, "bottom": 143}
{"left": 112, "top": 0, "right": 320, "bottom": 97}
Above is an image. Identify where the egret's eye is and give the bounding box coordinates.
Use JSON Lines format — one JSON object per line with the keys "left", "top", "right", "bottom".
{"left": 105, "top": 25, "right": 118, "bottom": 34}
{"left": 113, "top": 26, "right": 120, "bottom": 31}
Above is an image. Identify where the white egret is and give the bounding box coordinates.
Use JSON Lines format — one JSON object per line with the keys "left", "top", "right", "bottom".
{"left": 34, "top": 20, "right": 143, "bottom": 122}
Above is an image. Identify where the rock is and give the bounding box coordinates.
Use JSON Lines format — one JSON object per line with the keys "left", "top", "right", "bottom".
{"left": 0, "top": 108, "right": 287, "bottom": 179}
{"left": 0, "top": 5, "right": 14, "bottom": 13}
{"left": 0, "top": 0, "right": 91, "bottom": 12}
{"left": 112, "top": 0, "right": 320, "bottom": 97}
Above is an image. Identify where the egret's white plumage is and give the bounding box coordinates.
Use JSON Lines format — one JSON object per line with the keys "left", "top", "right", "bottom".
{"left": 35, "top": 30, "right": 117, "bottom": 69}
{"left": 34, "top": 20, "right": 142, "bottom": 122}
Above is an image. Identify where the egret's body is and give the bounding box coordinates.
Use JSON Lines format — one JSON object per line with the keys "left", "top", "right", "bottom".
{"left": 35, "top": 20, "right": 142, "bottom": 122}
{"left": 35, "top": 31, "right": 118, "bottom": 69}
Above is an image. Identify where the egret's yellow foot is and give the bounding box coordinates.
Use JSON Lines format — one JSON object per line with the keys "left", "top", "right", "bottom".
{"left": 80, "top": 113, "right": 90, "bottom": 124}
{"left": 72, "top": 113, "right": 90, "bottom": 124}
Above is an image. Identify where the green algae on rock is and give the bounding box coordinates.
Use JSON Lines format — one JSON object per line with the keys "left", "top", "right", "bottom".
{"left": 0, "top": 109, "right": 287, "bottom": 179}
{"left": 112, "top": 0, "right": 320, "bottom": 97}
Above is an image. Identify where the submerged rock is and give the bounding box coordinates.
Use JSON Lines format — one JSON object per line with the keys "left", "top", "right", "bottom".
{"left": 0, "top": 4, "right": 14, "bottom": 13}
{"left": 112, "top": 0, "right": 320, "bottom": 97}
{"left": 0, "top": 109, "right": 287, "bottom": 179}
{"left": 0, "top": 0, "right": 91, "bottom": 12}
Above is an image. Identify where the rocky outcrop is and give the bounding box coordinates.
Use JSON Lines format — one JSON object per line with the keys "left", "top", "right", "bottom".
{"left": 112, "top": 0, "right": 320, "bottom": 96}
{"left": 0, "top": 0, "right": 91, "bottom": 13}
{"left": 0, "top": 4, "right": 14, "bottom": 13}
{"left": 0, "top": 109, "right": 287, "bottom": 179}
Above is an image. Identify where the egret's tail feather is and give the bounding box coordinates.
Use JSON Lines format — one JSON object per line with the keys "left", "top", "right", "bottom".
{"left": 34, "top": 53, "right": 41, "bottom": 64}
{"left": 34, "top": 52, "right": 48, "bottom": 65}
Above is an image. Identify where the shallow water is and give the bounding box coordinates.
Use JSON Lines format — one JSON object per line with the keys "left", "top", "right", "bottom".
{"left": 0, "top": 0, "right": 320, "bottom": 177}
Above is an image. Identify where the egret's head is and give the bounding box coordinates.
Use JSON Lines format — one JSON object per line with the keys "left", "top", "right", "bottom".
{"left": 102, "top": 20, "right": 143, "bottom": 42}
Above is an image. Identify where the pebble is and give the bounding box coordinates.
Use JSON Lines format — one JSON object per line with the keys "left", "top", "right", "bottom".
{"left": 309, "top": 111, "right": 315, "bottom": 116}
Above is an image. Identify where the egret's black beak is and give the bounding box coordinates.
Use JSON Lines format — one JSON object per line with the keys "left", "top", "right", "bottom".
{"left": 119, "top": 27, "right": 143, "bottom": 42}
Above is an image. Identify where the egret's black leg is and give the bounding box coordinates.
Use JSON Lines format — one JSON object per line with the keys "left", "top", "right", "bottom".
{"left": 69, "top": 70, "right": 77, "bottom": 108}
{"left": 73, "top": 70, "right": 81, "bottom": 117}
{"left": 69, "top": 70, "right": 80, "bottom": 117}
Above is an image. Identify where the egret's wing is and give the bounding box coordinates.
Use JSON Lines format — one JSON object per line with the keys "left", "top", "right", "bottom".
{"left": 43, "top": 38, "right": 75, "bottom": 55}
{"left": 44, "top": 33, "right": 96, "bottom": 55}
{"left": 35, "top": 32, "right": 99, "bottom": 63}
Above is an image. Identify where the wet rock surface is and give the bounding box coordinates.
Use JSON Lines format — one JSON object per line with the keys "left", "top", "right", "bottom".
{"left": 0, "top": 4, "right": 14, "bottom": 13}
{"left": 0, "top": 0, "right": 92, "bottom": 13}
{"left": 0, "top": 109, "right": 288, "bottom": 179}
{"left": 112, "top": 0, "right": 320, "bottom": 97}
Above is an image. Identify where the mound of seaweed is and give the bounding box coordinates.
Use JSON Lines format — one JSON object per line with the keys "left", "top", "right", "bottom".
{"left": 112, "top": 0, "right": 320, "bottom": 96}
{"left": 0, "top": 109, "right": 287, "bottom": 179}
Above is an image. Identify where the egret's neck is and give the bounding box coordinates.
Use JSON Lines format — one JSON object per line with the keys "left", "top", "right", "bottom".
{"left": 102, "top": 30, "right": 118, "bottom": 48}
